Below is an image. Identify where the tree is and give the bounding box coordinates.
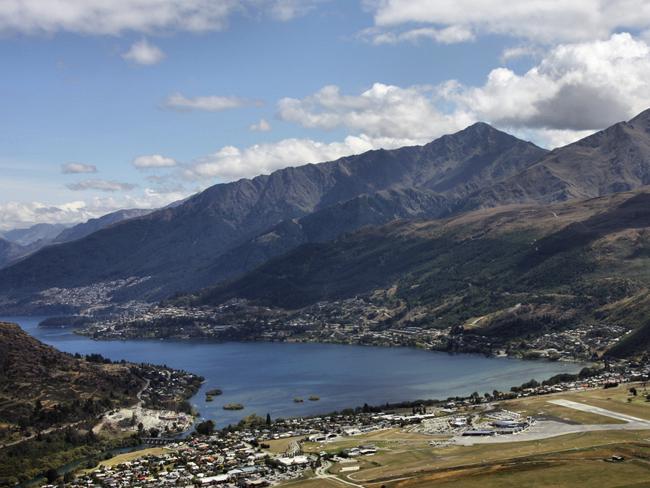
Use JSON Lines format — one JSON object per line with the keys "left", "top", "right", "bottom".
{"left": 195, "top": 420, "right": 215, "bottom": 436}
{"left": 266, "top": 413, "right": 272, "bottom": 426}
{"left": 44, "top": 468, "right": 59, "bottom": 483}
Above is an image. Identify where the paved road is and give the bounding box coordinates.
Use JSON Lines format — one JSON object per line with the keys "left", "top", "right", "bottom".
{"left": 548, "top": 399, "right": 650, "bottom": 424}
{"left": 314, "top": 461, "right": 365, "bottom": 487}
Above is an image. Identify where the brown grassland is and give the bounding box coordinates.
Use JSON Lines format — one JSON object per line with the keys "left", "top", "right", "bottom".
{"left": 283, "top": 383, "right": 650, "bottom": 487}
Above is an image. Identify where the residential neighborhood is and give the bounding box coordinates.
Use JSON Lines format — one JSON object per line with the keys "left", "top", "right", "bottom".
{"left": 40, "top": 358, "right": 650, "bottom": 486}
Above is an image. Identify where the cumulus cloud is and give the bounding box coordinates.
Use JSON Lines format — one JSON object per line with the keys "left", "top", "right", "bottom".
{"left": 184, "top": 134, "right": 420, "bottom": 181}
{"left": 133, "top": 154, "right": 177, "bottom": 169}
{"left": 366, "top": 0, "right": 650, "bottom": 44}
{"left": 132, "top": 33, "right": 650, "bottom": 184}
{"left": 451, "top": 33, "right": 650, "bottom": 132}
{"left": 164, "top": 93, "right": 261, "bottom": 112}
{"left": 61, "top": 162, "right": 97, "bottom": 174}
{"left": 278, "top": 83, "right": 472, "bottom": 141}
{"left": 249, "top": 118, "right": 272, "bottom": 132}
{"left": 66, "top": 179, "right": 138, "bottom": 192}
{"left": 122, "top": 38, "right": 165, "bottom": 65}
{"left": 0, "top": 200, "right": 91, "bottom": 230}
{"left": 0, "top": 189, "right": 191, "bottom": 230}
{"left": 276, "top": 34, "right": 650, "bottom": 148}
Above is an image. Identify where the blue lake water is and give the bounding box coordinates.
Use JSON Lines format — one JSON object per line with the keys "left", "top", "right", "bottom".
{"left": 5, "top": 316, "right": 586, "bottom": 427}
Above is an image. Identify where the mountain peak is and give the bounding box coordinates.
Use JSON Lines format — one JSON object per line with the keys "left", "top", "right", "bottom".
{"left": 459, "top": 121, "right": 499, "bottom": 136}
{"left": 465, "top": 121, "right": 496, "bottom": 130}
{"left": 629, "top": 107, "right": 650, "bottom": 126}
{"left": 453, "top": 121, "right": 529, "bottom": 144}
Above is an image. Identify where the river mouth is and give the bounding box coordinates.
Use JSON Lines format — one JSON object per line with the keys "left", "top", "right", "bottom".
{"left": 4, "top": 316, "right": 587, "bottom": 427}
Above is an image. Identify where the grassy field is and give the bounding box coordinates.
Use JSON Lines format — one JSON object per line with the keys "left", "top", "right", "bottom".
{"left": 506, "top": 383, "right": 650, "bottom": 424}
{"left": 505, "top": 395, "right": 626, "bottom": 424}
{"left": 282, "top": 384, "right": 650, "bottom": 488}
{"left": 383, "top": 442, "right": 650, "bottom": 487}
{"left": 98, "top": 447, "right": 171, "bottom": 468}
{"left": 301, "top": 429, "right": 435, "bottom": 455}
{"left": 341, "top": 431, "right": 650, "bottom": 482}
{"left": 289, "top": 431, "right": 650, "bottom": 487}
{"left": 280, "top": 479, "right": 342, "bottom": 488}
{"left": 79, "top": 446, "right": 172, "bottom": 475}
{"left": 264, "top": 436, "right": 305, "bottom": 454}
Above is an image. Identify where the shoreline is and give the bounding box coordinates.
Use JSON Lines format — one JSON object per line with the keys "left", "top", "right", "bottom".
{"left": 3, "top": 317, "right": 636, "bottom": 487}
{"left": 70, "top": 326, "right": 592, "bottom": 364}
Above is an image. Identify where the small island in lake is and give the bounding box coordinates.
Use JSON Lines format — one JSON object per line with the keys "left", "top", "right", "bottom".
{"left": 223, "top": 403, "right": 244, "bottom": 410}
{"left": 205, "top": 388, "right": 223, "bottom": 402}
{"left": 308, "top": 395, "right": 320, "bottom": 401}
{"left": 293, "top": 397, "right": 304, "bottom": 403}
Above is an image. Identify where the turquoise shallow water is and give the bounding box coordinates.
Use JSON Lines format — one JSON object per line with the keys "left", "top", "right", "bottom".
{"left": 5, "top": 316, "right": 585, "bottom": 427}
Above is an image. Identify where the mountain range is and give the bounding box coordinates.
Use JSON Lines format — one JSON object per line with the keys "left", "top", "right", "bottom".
{"left": 0, "top": 209, "right": 153, "bottom": 272}
{"left": 52, "top": 208, "right": 152, "bottom": 244}
{"left": 1, "top": 223, "right": 69, "bottom": 247}
{"left": 4, "top": 110, "right": 650, "bottom": 317}
{"left": 189, "top": 188, "right": 650, "bottom": 353}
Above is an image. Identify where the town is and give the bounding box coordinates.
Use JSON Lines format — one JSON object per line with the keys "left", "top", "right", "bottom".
{"left": 74, "top": 298, "right": 629, "bottom": 361}
{"left": 40, "top": 358, "right": 650, "bottom": 487}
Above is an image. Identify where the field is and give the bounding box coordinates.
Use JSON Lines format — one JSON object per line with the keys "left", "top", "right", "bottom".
{"left": 283, "top": 384, "right": 650, "bottom": 487}
{"left": 96, "top": 447, "right": 170, "bottom": 468}
{"left": 264, "top": 435, "right": 306, "bottom": 454}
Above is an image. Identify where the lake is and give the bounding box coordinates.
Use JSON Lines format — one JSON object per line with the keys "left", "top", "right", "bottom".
{"left": 5, "top": 316, "right": 586, "bottom": 427}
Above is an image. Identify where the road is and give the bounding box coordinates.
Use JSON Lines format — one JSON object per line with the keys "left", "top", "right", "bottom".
{"left": 548, "top": 399, "right": 650, "bottom": 424}
{"left": 314, "top": 461, "right": 366, "bottom": 488}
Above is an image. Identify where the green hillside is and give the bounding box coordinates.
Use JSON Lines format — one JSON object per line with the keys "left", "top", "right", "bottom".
{"left": 190, "top": 191, "right": 650, "bottom": 356}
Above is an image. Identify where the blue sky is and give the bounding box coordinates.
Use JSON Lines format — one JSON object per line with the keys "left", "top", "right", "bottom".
{"left": 2, "top": 0, "right": 650, "bottom": 229}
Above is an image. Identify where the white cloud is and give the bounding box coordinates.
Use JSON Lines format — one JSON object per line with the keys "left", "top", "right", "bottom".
{"left": 277, "top": 33, "right": 650, "bottom": 149}
{"left": 0, "top": 0, "right": 239, "bottom": 35}
{"left": 0, "top": 1, "right": 322, "bottom": 37}
{"left": 66, "top": 179, "right": 138, "bottom": 192}
{"left": 362, "top": 25, "right": 474, "bottom": 45}
{"left": 61, "top": 162, "right": 97, "bottom": 174}
{"left": 185, "top": 134, "right": 419, "bottom": 181}
{"left": 133, "top": 154, "right": 177, "bottom": 169}
{"left": 164, "top": 93, "right": 260, "bottom": 112}
{"left": 122, "top": 38, "right": 165, "bottom": 65}
{"left": 265, "top": 0, "right": 321, "bottom": 21}
{"left": 249, "top": 118, "right": 272, "bottom": 132}
{"left": 0, "top": 190, "right": 190, "bottom": 230}
{"left": 451, "top": 33, "right": 650, "bottom": 133}
{"left": 366, "top": 0, "right": 650, "bottom": 44}
{"left": 0, "top": 200, "right": 91, "bottom": 230}
{"left": 278, "top": 83, "right": 472, "bottom": 141}
{"left": 499, "top": 45, "right": 542, "bottom": 63}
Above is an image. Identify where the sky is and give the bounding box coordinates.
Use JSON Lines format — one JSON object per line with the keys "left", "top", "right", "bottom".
{"left": 3, "top": 0, "right": 650, "bottom": 229}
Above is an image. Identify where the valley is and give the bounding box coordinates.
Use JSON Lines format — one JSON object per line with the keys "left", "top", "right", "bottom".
{"left": 7, "top": 7, "right": 650, "bottom": 486}
{"left": 69, "top": 189, "right": 650, "bottom": 362}
{"left": 5, "top": 112, "right": 650, "bottom": 366}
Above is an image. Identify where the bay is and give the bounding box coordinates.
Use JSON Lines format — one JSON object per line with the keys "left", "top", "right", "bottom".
{"left": 4, "top": 316, "right": 585, "bottom": 427}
